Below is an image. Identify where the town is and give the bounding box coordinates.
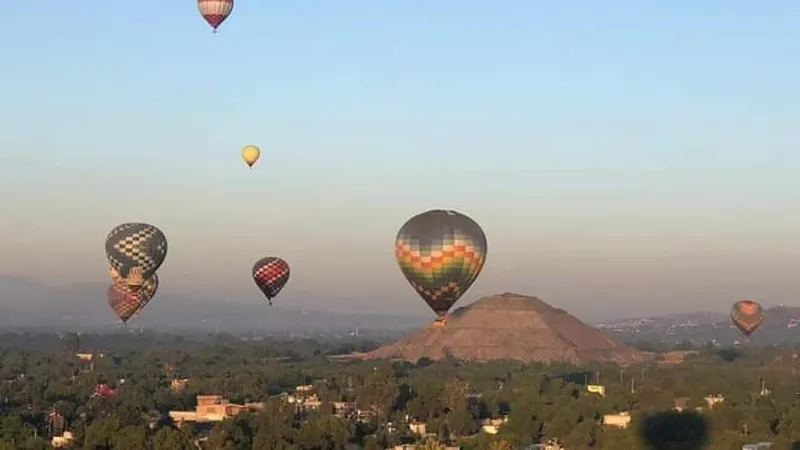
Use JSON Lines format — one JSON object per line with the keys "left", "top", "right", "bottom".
{"left": 0, "top": 330, "right": 793, "bottom": 449}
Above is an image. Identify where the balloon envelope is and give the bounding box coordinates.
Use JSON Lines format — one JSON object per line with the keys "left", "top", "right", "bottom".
{"left": 241, "top": 145, "right": 260, "bottom": 168}
{"left": 198, "top": 0, "right": 233, "bottom": 31}
{"left": 105, "top": 223, "right": 167, "bottom": 291}
{"left": 108, "top": 275, "right": 159, "bottom": 323}
{"left": 395, "top": 209, "right": 487, "bottom": 324}
{"left": 252, "top": 257, "right": 290, "bottom": 305}
{"left": 731, "top": 299, "right": 764, "bottom": 336}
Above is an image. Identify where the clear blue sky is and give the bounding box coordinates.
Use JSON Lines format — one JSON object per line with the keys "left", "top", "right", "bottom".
{"left": 1, "top": 1, "right": 799, "bottom": 319}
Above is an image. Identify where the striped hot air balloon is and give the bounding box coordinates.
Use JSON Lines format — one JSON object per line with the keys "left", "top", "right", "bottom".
{"left": 731, "top": 299, "right": 764, "bottom": 337}
{"left": 395, "top": 209, "right": 488, "bottom": 327}
{"left": 198, "top": 0, "right": 233, "bottom": 33}
{"left": 105, "top": 223, "right": 167, "bottom": 292}
{"left": 108, "top": 275, "right": 159, "bottom": 324}
{"left": 252, "top": 257, "right": 290, "bottom": 305}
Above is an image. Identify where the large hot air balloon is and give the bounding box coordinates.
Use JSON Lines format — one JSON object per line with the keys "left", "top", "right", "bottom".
{"left": 241, "top": 145, "right": 260, "bottom": 169}
{"left": 731, "top": 299, "right": 764, "bottom": 337}
{"left": 252, "top": 257, "right": 290, "bottom": 305}
{"left": 395, "top": 209, "right": 487, "bottom": 327}
{"left": 105, "top": 223, "right": 167, "bottom": 292}
{"left": 198, "top": 0, "right": 233, "bottom": 33}
{"left": 108, "top": 275, "right": 159, "bottom": 324}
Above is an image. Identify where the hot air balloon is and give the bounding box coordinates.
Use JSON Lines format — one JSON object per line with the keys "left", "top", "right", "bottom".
{"left": 395, "top": 209, "right": 487, "bottom": 327}
{"left": 108, "top": 275, "right": 159, "bottom": 324}
{"left": 241, "top": 145, "right": 260, "bottom": 169}
{"left": 198, "top": 0, "right": 233, "bottom": 33}
{"left": 252, "top": 257, "right": 290, "bottom": 305}
{"left": 105, "top": 223, "right": 167, "bottom": 292}
{"left": 731, "top": 299, "right": 764, "bottom": 337}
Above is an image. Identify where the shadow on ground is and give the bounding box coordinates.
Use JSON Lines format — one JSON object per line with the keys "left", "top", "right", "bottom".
{"left": 639, "top": 410, "right": 709, "bottom": 450}
{"left": 716, "top": 347, "right": 743, "bottom": 362}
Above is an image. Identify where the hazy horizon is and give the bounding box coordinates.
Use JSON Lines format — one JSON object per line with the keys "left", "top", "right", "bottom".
{"left": 2, "top": 2, "right": 799, "bottom": 320}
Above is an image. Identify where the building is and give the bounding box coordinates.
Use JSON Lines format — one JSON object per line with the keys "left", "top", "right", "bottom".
{"left": 169, "top": 395, "right": 264, "bottom": 425}
{"left": 675, "top": 395, "right": 725, "bottom": 412}
{"left": 704, "top": 395, "right": 725, "bottom": 408}
{"left": 51, "top": 431, "right": 74, "bottom": 448}
{"left": 409, "top": 422, "right": 427, "bottom": 435}
{"left": 328, "top": 401, "right": 356, "bottom": 418}
{"left": 481, "top": 417, "right": 508, "bottom": 434}
{"left": 657, "top": 350, "right": 699, "bottom": 365}
{"left": 673, "top": 397, "right": 689, "bottom": 412}
{"left": 170, "top": 378, "right": 189, "bottom": 393}
{"left": 586, "top": 385, "right": 606, "bottom": 396}
{"left": 603, "top": 412, "right": 631, "bottom": 428}
{"left": 742, "top": 443, "right": 773, "bottom": 449}
{"left": 391, "top": 445, "right": 460, "bottom": 450}
{"left": 521, "top": 440, "right": 564, "bottom": 450}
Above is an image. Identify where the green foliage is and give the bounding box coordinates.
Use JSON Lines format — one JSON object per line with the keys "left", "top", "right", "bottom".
{"left": 0, "top": 332, "right": 799, "bottom": 449}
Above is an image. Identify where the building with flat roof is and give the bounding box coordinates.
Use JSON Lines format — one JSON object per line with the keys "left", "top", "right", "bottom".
{"left": 169, "top": 395, "right": 264, "bottom": 425}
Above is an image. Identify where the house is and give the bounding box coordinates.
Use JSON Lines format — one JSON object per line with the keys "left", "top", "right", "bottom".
{"left": 603, "top": 412, "right": 631, "bottom": 428}
{"left": 521, "top": 441, "right": 564, "bottom": 450}
{"left": 704, "top": 395, "right": 724, "bottom": 408}
{"left": 390, "top": 446, "right": 460, "bottom": 450}
{"left": 481, "top": 417, "right": 507, "bottom": 434}
{"left": 297, "top": 394, "right": 322, "bottom": 411}
{"left": 675, "top": 395, "right": 724, "bottom": 412}
{"left": 674, "top": 397, "right": 689, "bottom": 411}
{"left": 332, "top": 401, "right": 357, "bottom": 418}
{"left": 742, "top": 443, "right": 773, "bottom": 449}
{"left": 169, "top": 395, "right": 264, "bottom": 425}
{"left": 170, "top": 378, "right": 189, "bottom": 393}
{"left": 51, "top": 431, "right": 74, "bottom": 448}
{"left": 409, "top": 422, "right": 426, "bottom": 435}
{"left": 586, "top": 385, "right": 606, "bottom": 396}
{"left": 657, "top": 350, "right": 698, "bottom": 365}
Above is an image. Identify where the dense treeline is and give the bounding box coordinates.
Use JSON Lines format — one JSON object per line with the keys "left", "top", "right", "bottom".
{"left": 1, "top": 332, "right": 800, "bottom": 449}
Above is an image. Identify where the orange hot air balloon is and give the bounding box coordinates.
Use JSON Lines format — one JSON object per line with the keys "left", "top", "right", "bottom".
{"left": 731, "top": 299, "right": 764, "bottom": 337}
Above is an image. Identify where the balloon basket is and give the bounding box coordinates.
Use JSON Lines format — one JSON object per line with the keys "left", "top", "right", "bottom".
{"left": 432, "top": 318, "right": 446, "bottom": 328}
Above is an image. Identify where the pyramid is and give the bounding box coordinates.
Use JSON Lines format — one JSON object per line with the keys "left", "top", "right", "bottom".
{"left": 364, "top": 293, "right": 646, "bottom": 364}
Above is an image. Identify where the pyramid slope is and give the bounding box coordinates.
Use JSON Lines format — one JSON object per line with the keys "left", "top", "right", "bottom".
{"left": 365, "top": 293, "right": 646, "bottom": 364}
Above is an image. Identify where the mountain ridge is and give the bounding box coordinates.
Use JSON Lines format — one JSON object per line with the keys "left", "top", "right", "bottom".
{"left": 0, "top": 276, "right": 426, "bottom": 333}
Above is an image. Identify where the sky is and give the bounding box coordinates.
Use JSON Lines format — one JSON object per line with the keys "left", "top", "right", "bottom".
{"left": 1, "top": 1, "right": 799, "bottom": 320}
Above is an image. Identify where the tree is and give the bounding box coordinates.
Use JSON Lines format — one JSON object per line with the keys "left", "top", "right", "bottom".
{"left": 418, "top": 438, "right": 446, "bottom": 450}
{"left": 356, "top": 368, "right": 399, "bottom": 423}
{"left": 488, "top": 439, "right": 512, "bottom": 450}
{"left": 83, "top": 415, "right": 122, "bottom": 449}
{"left": 153, "top": 427, "right": 195, "bottom": 450}
{"left": 112, "top": 426, "right": 148, "bottom": 450}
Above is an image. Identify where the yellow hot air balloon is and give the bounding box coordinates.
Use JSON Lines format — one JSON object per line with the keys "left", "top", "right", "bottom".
{"left": 241, "top": 145, "right": 260, "bottom": 169}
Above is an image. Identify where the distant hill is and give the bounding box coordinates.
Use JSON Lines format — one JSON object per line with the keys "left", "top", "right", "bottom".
{"left": 364, "top": 293, "right": 646, "bottom": 364}
{"left": 0, "top": 276, "right": 427, "bottom": 334}
{"left": 596, "top": 307, "right": 800, "bottom": 346}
